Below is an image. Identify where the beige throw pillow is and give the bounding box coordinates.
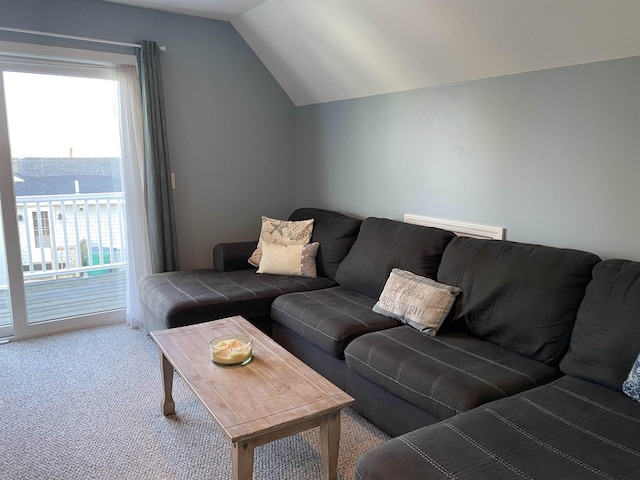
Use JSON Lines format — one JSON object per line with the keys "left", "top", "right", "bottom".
{"left": 257, "top": 242, "right": 320, "bottom": 277}
{"left": 248, "top": 216, "right": 314, "bottom": 267}
{"left": 373, "top": 268, "right": 461, "bottom": 335}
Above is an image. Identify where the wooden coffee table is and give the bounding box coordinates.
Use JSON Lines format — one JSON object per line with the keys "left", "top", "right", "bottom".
{"left": 150, "top": 316, "right": 354, "bottom": 480}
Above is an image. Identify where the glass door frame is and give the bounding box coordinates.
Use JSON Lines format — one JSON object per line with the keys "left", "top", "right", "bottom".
{"left": 0, "top": 42, "right": 134, "bottom": 340}
{"left": 0, "top": 71, "right": 25, "bottom": 338}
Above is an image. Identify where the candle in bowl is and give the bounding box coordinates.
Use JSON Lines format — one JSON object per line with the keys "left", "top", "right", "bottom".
{"left": 210, "top": 334, "right": 253, "bottom": 366}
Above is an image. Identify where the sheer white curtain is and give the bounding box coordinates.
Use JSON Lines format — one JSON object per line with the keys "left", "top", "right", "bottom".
{"left": 110, "top": 65, "right": 152, "bottom": 328}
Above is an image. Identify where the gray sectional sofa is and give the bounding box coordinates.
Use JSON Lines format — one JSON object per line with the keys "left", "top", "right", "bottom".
{"left": 138, "top": 207, "right": 640, "bottom": 479}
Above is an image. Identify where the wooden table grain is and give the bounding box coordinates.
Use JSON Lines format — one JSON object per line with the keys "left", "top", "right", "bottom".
{"left": 150, "top": 316, "right": 354, "bottom": 480}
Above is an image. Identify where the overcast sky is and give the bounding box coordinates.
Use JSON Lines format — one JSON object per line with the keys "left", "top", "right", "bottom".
{"left": 3, "top": 72, "right": 121, "bottom": 159}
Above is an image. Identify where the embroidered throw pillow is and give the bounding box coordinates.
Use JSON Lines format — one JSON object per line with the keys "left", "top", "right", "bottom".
{"left": 257, "top": 242, "right": 320, "bottom": 277}
{"left": 248, "top": 216, "right": 314, "bottom": 267}
{"left": 373, "top": 268, "right": 461, "bottom": 335}
{"left": 622, "top": 353, "right": 640, "bottom": 402}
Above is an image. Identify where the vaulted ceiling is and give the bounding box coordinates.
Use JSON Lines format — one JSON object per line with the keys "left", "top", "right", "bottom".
{"left": 103, "top": 0, "right": 640, "bottom": 106}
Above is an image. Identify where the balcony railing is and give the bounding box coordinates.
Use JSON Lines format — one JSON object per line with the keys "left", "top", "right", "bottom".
{"left": 15, "top": 193, "right": 126, "bottom": 280}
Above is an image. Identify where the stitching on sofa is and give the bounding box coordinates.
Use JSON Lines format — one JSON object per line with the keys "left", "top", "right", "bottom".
{"left": 398, "top": 437, "right": 455, "bottom": 478}
{"left": 396, "top": 358, "right": 408, "bottom": 381}
{"left": 276, "top": 294, "right": 292, "bottom": 310}
{"left": 273, "top": 275, "right": 319, "bottom": 289}
{"left": 195, "top": 278, "right": 230, "bottom": 300}
{"left": 278, "top": 293, "right": 317, "bottom": 324}
{"left": 367, "top": 343, "right": 378, "bottom": 366}
{"left": 352, "top": 464, "right": 364, "bottom": 480}
{"left": 444, "top": 423, "right": 533, "bottom": 479}
{"left": 166, "top": 277, "right": 198, "bottom": 303}
{"left": 429, "top": 374, "right": 445, "bottom": 397}
{"left": 426, "top": 335, "right": 538, "bottom": 383}
{"left": 319, "top": 288, "right": 375, "bottom": 309}
{"left": 521, "top": 398, "right": 640, "bottom": 457}
{"left": 272, "top": 305, "right": 340, "bottom": 340}
{"left": 485, "top": 408, "right": 616, "bottom": 479}
{"left": 309, "top": 287, "right": 376, "bottom": 308}
{"left": 233, "top": 275, "right": 280, "bottom": 296}
{"left": 345, "top": 353, "right": 461, "bottom": 414}
{"left": 286, "top": 289, "right": 377, "bottom": 327}
{"left": 145, "top": 283, "right": 188, "bottom": 317}
{"left": 551, "top": 385, "right": 640, "bottom": 424}
{"left": 378, "top": 332, "right": 507, "bottom": 394}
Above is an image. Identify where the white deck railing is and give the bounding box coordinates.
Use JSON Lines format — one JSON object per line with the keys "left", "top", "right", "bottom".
{"left": 15, "top": 193, "right": 126, "bottom": 279}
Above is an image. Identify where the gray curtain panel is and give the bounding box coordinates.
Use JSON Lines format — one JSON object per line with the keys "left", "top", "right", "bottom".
{"left": 136, "top": 40, "right": 180, "bottom": 273}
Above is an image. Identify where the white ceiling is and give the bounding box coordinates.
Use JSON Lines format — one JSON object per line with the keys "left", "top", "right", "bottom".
{"left": 103, "top": 0, "right": 640, "bottom": 106}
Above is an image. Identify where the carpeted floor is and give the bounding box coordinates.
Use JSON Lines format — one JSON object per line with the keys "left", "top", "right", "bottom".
{"left": 0, "top": 323, "right": 390, "bottom": 479}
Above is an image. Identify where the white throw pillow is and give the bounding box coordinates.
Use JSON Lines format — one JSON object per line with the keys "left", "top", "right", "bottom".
{"left": 257, "top": 241, "right": 320, "bottom": 277}
{"left": 373, "top": 268, "right": 461, "bottom": 335}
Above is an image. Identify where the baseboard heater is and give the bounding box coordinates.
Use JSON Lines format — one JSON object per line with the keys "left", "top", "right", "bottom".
{"left": 404, "top": 214, "right": 506, "bottom": 240}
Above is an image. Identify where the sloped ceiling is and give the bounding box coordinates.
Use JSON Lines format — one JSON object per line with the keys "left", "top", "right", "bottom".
{"left": 103, "top": 0, "right": 640, "bottom": 106}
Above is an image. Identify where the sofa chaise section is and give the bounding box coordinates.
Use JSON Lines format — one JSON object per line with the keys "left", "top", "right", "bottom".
{"left": 139, "top": 207, "right": 362, "bottom": 332}
{"left": 355, "top": 375, "right": 640, "bottom": 480}
{"left": 355, "top": 259, "right": 640, "bottom": 480}
{"left": 139, "top": 269, "right": 336, "bottom": 332}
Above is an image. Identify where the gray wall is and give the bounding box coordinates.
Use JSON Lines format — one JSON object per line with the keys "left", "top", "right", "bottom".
{"left": 3, "top": 0, "right": 639, "bottom": 266}
{"left": 1, "top": 0, "right": 296, "bottom": 270}
{"left": 296, "top": 56, "right": 640, "bottom": 262}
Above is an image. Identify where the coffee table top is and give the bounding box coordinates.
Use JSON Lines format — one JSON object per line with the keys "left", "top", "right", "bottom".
{"left": 151, "top": 316, "right": 354, "bottom": 443}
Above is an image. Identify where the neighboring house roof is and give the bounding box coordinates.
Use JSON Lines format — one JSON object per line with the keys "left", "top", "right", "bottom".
{"left": 12, "top": 157, "right": 122, "bottom": 196}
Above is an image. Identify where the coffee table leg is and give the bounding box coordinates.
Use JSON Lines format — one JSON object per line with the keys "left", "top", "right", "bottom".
{"left": 320, "top": 411, "right": 341, "bottom": 480}
{"left": 160, "top": 352, "right": 176, "bottom": 416}
{"left": 232, "top": 440, "right": 254, "bottom": 480}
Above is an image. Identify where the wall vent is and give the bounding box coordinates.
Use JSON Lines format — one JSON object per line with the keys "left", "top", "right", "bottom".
{"left": 404, "top": 214, "right": 506, "bottom": 240}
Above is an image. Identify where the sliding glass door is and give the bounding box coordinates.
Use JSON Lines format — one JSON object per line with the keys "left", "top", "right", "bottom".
{"left": 0, "top": 55, "right": 128, "bottom": 338}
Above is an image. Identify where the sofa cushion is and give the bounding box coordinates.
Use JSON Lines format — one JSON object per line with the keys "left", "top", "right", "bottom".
{"left": 335, "top": 217, "right": 455, "bottom": 299}
{"left": 560, "top": 259, "right": 640, "bottom": 390}
{"left": 437, "top": 237, "right": 600, "bottom": 365}
{"left": 288, "top": 208, "right": 362, "bottom": 281}
{"left": 345, "top": 326, "right": 559, "bottom": 421}
{"left": 139, "top": 269, "right": 335, "bottom": 330}
{"left": 271, "top": 286, "right": 400, "bottom": 358}
{"left": 354, "top": 375, "right": 640, "bottom": 480}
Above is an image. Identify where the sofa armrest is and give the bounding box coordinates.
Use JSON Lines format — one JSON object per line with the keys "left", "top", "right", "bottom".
{"left": 213, "top": 241, "right": 257, "bottom": 272}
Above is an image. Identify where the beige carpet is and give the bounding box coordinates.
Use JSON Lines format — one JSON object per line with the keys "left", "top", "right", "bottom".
{"left": 0, "top": 323, "right": 389, "bottom": 479}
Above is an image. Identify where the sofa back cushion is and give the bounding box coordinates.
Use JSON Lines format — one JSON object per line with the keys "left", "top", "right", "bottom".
{"left": 335, "top": 217, "right": 455, "bottom": 299}
{"left": 288, "top": 208, "right": 362, "bottom": 280}
{"left": 560, "top": 259, "right": 640, "bottom": 390}
{"left": 438, "top": 237, "right": 600, "bottom": 365}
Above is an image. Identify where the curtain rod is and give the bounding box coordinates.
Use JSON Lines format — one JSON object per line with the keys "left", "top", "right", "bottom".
{"left": 0, "top": 26, "right": 166, "bottom": 52}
